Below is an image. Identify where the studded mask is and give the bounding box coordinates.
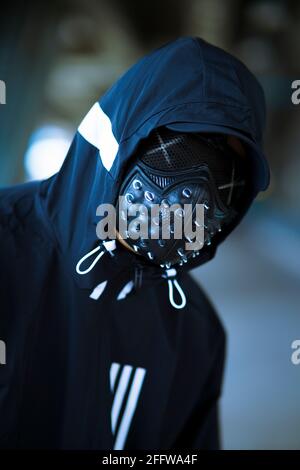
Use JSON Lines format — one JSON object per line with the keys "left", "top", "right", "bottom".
{"left": 116, "top": 127, "right": 249, "bottom": 268}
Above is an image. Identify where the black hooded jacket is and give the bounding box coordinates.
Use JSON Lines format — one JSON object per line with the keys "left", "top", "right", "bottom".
{"left": 0, "top": 37, "right": 269, "bottom": 449}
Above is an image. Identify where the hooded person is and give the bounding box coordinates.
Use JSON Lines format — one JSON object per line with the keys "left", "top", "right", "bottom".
{"left": 0, "top": 37, "right": 269, "bottom": 450}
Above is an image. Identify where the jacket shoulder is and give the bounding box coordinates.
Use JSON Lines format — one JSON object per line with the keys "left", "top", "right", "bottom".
{"left": 0, "top": 181, "right": 40, "bottom": 220}
{"left": 0, "top": 180, "right": 55, "bottom": 250}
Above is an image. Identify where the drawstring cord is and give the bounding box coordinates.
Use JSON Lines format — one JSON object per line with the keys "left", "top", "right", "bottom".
{"left": 168, "top": 279, "right": 186, "bottom": 309}
{"left": 76, "top": 241, "right": 186, "bottom": 309}
{"left": 76, "top": 240, "right": 116, "bottom": 275}
{"left": 163, "top": 268, "right": 186, "bottom": 310}
{"left": 76, "top": 245, "right": 105, "bottom": 275}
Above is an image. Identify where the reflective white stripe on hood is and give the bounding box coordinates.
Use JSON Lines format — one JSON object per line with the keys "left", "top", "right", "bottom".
{"left": 78, "top": 102, "right": 119, "bottom": 172}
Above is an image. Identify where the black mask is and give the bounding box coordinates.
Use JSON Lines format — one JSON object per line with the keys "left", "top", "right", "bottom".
{"left": 117, "top": 127, "right": 249, "bottom": 268}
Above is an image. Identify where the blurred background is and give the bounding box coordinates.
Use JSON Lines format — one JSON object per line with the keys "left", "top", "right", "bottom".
{"left": 0, "top": 0, "right": 299, "bottom": 449}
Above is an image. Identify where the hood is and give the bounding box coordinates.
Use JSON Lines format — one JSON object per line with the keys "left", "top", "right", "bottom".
{"left": 39, "top": 37, "right": 270, "bottom": 307}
